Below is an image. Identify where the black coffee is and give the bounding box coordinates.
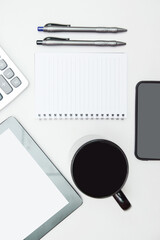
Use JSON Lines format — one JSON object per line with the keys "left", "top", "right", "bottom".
{"left": 71, "top": 139, "right": 128, "bottom": 198}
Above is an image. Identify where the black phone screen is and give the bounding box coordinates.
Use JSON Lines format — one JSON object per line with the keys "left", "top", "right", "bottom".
{"left": 135, "top": 81, "right": 160, "bottom": 160}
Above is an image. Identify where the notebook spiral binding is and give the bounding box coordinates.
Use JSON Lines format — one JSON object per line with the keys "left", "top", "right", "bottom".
{"left": 37, "top": 113, "right": 126, "bottom": 120}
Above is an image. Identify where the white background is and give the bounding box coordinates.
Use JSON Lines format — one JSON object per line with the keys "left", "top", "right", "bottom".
{"left": 1, "top": 0, "right": 160, "bottom": 239}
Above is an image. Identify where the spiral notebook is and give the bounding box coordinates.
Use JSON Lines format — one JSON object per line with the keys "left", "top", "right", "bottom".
{"left": 35, "top": 52, "right": 127, "bottom": 119}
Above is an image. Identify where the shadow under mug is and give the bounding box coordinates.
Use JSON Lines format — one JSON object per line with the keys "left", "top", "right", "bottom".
{"left": 71, "top": 139, "right": 131, "bottom": 210}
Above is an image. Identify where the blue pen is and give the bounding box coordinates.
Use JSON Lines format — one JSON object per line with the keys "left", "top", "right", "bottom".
{"left": 38, "top": 23, "right": 127, "bottom": 33}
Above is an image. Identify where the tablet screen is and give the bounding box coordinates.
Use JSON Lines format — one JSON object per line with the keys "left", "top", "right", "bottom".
{"left": 0, "top": 129, "right": 68, "bottom": 240}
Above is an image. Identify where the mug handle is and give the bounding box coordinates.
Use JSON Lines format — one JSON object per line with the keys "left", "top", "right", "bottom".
{"left": 113, "top": 190, "right": 131, "bottom": 210}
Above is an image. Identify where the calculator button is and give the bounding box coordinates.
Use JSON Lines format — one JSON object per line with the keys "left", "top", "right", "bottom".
{"left": 0, "top": 93, "right": 3, "bottom": 101}
{"left": 3, "top": 68, "right": 14, "bottom": 79}
{"left": 0, "top": 59, "right": 7, "bottom": 70}
{"left": 0, "top": 75, "right": 13, "bottom": 94}
{"left": 11, "top": 77, "right": 22, "bottom": 88}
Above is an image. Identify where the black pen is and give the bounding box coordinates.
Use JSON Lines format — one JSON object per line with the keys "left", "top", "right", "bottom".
{"left": 38, "top": 23, "right": 127, "bottom": 33}
{"left": 36, "top": 37, "right": 126, "bottom": 47}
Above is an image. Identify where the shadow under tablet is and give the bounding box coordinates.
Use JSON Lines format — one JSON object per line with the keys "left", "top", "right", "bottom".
{"left": 71, "top": 139, "right": 131, "bottom": 210}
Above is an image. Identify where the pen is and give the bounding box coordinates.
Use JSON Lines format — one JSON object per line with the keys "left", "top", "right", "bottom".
{"left": 36, "top": 37, "right": 126, "bottom": 47}
{"left": 38, "top": 23, "right": 127, "bottom": 33}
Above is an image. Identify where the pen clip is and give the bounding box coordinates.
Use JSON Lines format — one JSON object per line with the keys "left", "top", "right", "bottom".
{"left": 44, "top": 23, "right": 71, "bottom": 27}
{"left": 44, "top": 37, "right": 70, "bottom": 41}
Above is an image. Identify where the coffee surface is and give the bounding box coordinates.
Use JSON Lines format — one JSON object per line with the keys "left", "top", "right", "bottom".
{"left": 71, "top": 140, "right": 128, "bottom": 198}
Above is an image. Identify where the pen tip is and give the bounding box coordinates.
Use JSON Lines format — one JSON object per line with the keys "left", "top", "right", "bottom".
{"left": 116, "top": 41, "right": 126, "bottom": 46}
{"left": 117, "top": 28, "right": 127, "bottom": 32}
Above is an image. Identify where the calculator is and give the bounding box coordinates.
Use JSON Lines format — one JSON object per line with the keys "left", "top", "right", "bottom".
{"left": 0, "top": 46, "right": 28, "bottom": 110}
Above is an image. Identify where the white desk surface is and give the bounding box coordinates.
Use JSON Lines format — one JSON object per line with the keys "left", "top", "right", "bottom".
{"left": 1, "top": 0, "right": 160, "bottom": 239}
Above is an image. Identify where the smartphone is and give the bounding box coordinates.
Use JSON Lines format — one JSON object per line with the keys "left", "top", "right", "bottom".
{"left": 135, "top": 81, "right": 160, "bottom": 160}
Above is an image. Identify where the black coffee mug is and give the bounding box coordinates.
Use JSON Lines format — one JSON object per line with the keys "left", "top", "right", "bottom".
{"left": 71, "top": 139, "right": 131, "bottom": 210}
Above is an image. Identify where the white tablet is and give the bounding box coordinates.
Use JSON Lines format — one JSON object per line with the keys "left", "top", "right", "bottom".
{"left": 0, "top": 117, "right": 82, "bottom": 240}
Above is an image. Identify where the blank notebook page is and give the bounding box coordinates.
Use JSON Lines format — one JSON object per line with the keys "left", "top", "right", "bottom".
{"left": 35, "top": 52, "right": 127, "bottom": 119}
